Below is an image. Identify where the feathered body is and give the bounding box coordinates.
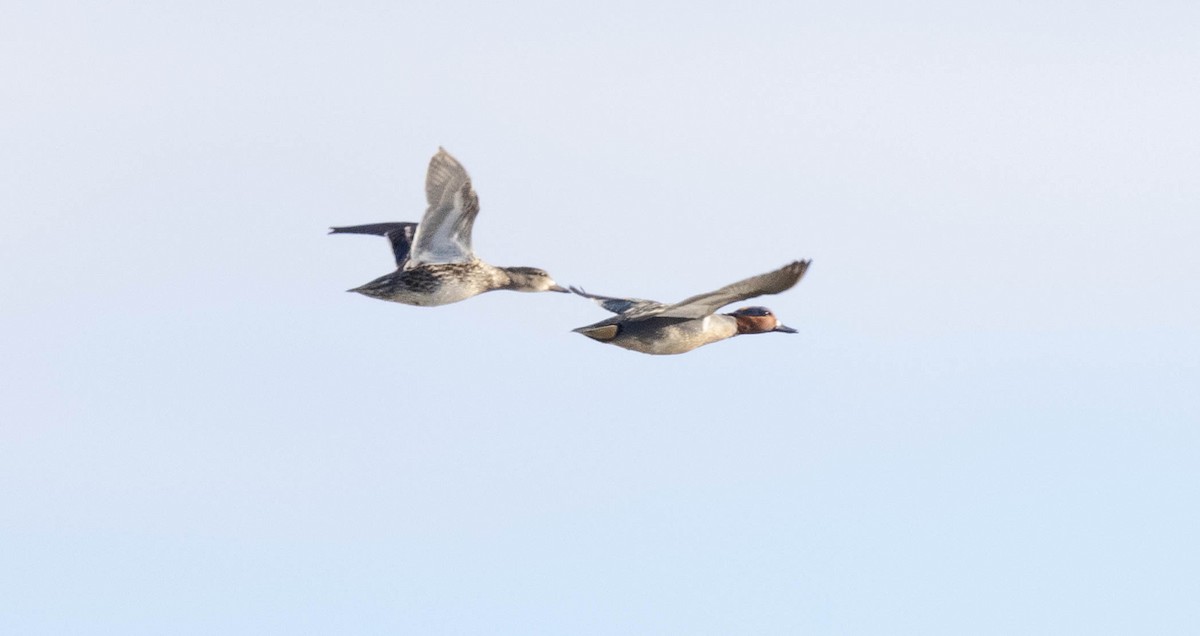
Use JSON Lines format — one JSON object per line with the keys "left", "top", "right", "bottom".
{"left": 571, "top": 260, "right": 811, "bottom": 355}
{"left": 331, "top": 149, "right": 565, "bottom": 307}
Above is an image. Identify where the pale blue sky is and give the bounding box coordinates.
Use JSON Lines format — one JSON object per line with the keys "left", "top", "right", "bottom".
{"left": 2, "top": 1, "right": 1198, "bottom": 633}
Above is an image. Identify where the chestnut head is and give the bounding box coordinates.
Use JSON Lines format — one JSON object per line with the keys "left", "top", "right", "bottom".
{"left": 729, "top": 306, "right": 797, "bottom": 335}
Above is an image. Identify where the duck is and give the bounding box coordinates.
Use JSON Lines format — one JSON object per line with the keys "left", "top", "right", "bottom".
{"left": 331, "top": 148, "right": 567, "bottom": 306}
{"left": 570, "top": 260, "right": 810, "bottom": 355}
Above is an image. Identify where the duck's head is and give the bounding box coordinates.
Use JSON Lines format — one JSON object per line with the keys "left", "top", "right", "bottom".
{"left": 728, "top": 306, "right": 797, "bottom": 335}
{"left": 503, "top": 266, "right": 569, "bottom": 293}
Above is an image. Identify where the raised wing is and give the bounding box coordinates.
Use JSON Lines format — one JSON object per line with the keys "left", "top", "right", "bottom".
{"left": 329, "top": 222, "right": 418, "bottom": 268}
{"left": 655, "top": 260, "right": 811, "bottom": 319}
{"left": 569, "top": 287, "right": 665, "bottom": 317}
{"left": 407, "top": 148, "right": 480, "bottom": 266}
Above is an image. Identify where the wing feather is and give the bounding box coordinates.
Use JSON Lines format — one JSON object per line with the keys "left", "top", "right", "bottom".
{"left": 654, "top": 260, "right": 811, "bottom": 319}
{"left": 329, "top": 222, "right": 418, "bottom": 268}
{"left": 569, "top": 287, "right": 665, "bottom": 316}
{"left": 407, "top": 148, "right": 480, "bottom": 266}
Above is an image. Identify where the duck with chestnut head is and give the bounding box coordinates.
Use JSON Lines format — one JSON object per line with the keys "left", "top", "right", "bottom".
{"left": 570, "top": 260, "right": 810, "bottom": 355}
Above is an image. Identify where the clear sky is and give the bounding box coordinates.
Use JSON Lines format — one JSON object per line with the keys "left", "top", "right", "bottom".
{"left": 2, "top": 1, "right": 1198, "bottom": 633}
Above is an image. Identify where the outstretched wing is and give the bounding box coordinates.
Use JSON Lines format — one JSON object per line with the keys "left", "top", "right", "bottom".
{"left": 407, "top": 148, "right": 480, "bottom": 267}
{"left": 329, "top": 222, "right": 418, "bottom": 268}
{"left": 569, "top": 287, "right": 666, "bottom": 318}
{"left": 655, "top": 260, "right": 811, "bottom": 319}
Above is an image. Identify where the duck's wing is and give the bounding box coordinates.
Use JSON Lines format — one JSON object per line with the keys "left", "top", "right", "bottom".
{"left": 329, "top": 222, "right": 418, "bottom": 268}
{"left": 569, "top": 287, "right": 667, "bottom": 318}
{"left": 655, "top": 260, "right": 811, "bottom": 319}
{"left": 407, "top": 148, "right": 480, "bottom": 267}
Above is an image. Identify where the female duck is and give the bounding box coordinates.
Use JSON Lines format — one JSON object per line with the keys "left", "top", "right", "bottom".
{"left": 331, "top": 148, "right": 567, "bottom": 306}
{"left": 571, "top": 260, "right": 810, "bottom": 355}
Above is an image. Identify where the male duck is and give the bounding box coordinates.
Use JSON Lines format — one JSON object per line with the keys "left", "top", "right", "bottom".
{"left": 331, "top": 148, "right": 567, "bottom": 306}
{"left": 571, "top": 260, "right": 810, "bottom": 355}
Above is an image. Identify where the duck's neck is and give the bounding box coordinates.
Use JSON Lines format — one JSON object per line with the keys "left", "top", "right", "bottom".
{"left": 712, "top": 314, "right": 744, "bottom": 338}
{"left": 497, "top": 266, "right": 540, "bottom": 291}
{"left": 481, "top": 265, "right": 510, "bottom": 288}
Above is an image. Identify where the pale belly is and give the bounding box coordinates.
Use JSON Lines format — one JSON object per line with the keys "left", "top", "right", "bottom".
{"left": 388, "top": 284, "right": 481, "bottom": 307}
